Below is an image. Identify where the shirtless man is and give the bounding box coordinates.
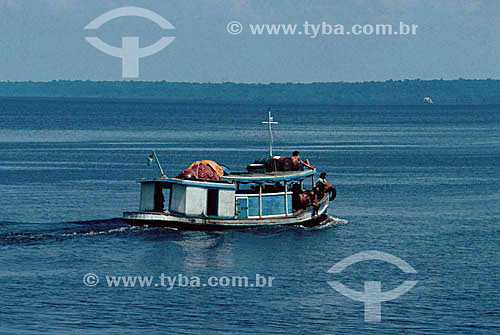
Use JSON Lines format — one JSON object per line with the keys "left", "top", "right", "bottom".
{"left": 290, "top": 151, "right": 314, "bottom": 170}
{"left": 316, "top": 172, "right": 334, "bottom": 195}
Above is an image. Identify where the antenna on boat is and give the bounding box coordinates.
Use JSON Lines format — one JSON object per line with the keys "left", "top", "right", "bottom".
{"left": 261, "top": 108, "right": 278, "bottom": 157}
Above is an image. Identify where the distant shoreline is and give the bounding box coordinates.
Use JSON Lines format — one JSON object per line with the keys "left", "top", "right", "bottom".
{"left": 1, "top": 79, "right": 499, "bottom": 105}
{"left": 1, "top": 96, "right": 499, "bottom": 108}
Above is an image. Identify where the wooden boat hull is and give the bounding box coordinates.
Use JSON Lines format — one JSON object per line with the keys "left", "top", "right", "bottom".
{"left": 123, "top": 196, "right": 329, "bottom": 230}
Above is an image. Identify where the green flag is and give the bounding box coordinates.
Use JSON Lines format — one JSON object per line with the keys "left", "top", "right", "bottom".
{"left": 147, "top": 153, "right": 155, "bottom": 166}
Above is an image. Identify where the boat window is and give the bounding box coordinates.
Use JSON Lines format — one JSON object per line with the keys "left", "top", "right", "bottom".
{"left": 263, "top": 182, "right": 284, "bottom": 193}
{"left": 207, "top": 189, "right": 218, "bottom": 216}
{"left": 236, "top": 183, "right": 259, "bottom": 194}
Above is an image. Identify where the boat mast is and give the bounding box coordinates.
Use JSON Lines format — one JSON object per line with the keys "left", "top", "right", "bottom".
{"left": 261, "top": 109, "right": 278, "bottom": 157}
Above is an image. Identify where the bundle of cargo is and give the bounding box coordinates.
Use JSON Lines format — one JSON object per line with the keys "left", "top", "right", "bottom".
{"left": 177, "top": 160, "right": 225, "bottom": 181}
{"left": 247, "top": 156, "right": 296, "bottom": 173}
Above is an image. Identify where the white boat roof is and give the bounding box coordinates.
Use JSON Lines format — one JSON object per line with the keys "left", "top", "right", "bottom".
{"left": 138, "top": 177, "right": 236, "bottom": 189}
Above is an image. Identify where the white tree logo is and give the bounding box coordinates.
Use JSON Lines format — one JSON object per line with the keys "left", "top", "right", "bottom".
{"left": 327, "top": 250, "right": 418, "bottom": 322}
{"left": 84, "top": 7, "right": 175, "bottom": 78}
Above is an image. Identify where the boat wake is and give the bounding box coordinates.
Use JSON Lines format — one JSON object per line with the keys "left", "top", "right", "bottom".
{"left": 0, "top": 215, "right": 348, "bottom": 246}
{"left": 0, "top": 218, "right": 144, "bottom": 246}
{"left": 60, "top": 225, "right": 143, "bottom": 237}
{"left": 298, "top": 216, "right": 348, "bottom": 230}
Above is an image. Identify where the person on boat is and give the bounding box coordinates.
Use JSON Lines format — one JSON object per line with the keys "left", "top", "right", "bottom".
{"left": 295, "top": 192, "right": 310, "bottom": 212}
{"left": 307, "top": 189, "right": 320, "bottom": 216}
{"left": 291, "top": 183, "right": 302, "bottom": 211}
{"left": 291, "top": 184, "right": 319, "bottom": 215}
{"left": 316, "top": 172, "right": 334, "bottom": 196}
{"left": 290, "top": 151, "right": 314, "bottom": 170}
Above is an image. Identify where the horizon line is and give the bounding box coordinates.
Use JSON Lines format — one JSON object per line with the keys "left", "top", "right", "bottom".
{"left": 1, "top": 78, "right": 499, "bottom": 84}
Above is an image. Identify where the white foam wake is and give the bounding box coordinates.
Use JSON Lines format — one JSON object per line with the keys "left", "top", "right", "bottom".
{"left": 61, "top": 225, "right": 143, "bottom": 237}
{"left": 300, "top": 216, "right": 348, "bottom": 230}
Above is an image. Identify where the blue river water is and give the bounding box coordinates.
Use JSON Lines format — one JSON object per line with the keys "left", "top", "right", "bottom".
{"left": 0, "top": 99, "right": 499, "bottom": 334}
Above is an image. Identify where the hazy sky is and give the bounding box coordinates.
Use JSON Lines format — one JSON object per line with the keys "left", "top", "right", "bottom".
{"left": 1, "top": 0, "right": 498, "bottom": 82}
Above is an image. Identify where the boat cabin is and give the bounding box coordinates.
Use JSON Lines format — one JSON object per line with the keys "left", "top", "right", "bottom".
{"left": 136, "top": 169, "right": 316, "bottom": 219}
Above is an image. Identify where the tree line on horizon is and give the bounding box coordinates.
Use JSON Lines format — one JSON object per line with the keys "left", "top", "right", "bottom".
{"left": 0, "top": 79, "right": 499, "bottom": 105}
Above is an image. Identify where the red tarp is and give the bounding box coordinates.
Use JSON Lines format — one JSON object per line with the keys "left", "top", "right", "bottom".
{"left": 177, "top": 162, "right": 220, "bottom": 181}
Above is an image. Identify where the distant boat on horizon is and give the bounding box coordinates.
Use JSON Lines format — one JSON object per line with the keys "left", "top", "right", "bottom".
{"left": 424, "top": 97, "right": 434, "bottom": 104}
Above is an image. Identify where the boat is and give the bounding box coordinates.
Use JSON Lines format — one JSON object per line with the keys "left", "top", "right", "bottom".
{"left": 122, "top": 111, "right": 335, "bottom": 230}
{"left": 424, "top": 97, "right": 433, "bottom": 104}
